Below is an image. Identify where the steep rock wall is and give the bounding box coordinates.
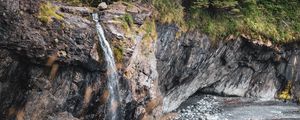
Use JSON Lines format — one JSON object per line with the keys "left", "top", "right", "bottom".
{"left": 0, "top": 0, "right": 109, "bottom": 119}
{"left": 1, "top": 1, "right": 300, "bottom": 120}
{"left": 156, "top": 25, "right": 300, "bottom": 112}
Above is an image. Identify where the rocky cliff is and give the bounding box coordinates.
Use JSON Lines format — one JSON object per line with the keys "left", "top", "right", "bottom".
{"left": 0, "top": 0, "right": 106, "bottom": 119}
{"left": 0, "top": 0, "right": 300, "bottom": 120}
{"left": 156, "top": 25, "right": 300, "bottom": 112}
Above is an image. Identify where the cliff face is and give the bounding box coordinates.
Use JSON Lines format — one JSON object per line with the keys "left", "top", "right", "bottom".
{"left": 0, "top": 1, "right": 161, "bottom": 119}
{"left": 0, "top": 1, "right": 300, "bottom": 120}
{"left": 156, "top": 25, "right": 300, "bottom": 112}
{"left": 0, "top": 0, "right": 106, "bottom": 119}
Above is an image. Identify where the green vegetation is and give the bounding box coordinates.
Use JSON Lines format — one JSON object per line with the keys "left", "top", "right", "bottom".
{"left": 152, "top": 0, "right": 187, "bottom": 32}
{"left": 152, "top": 0, "right": 300, "bottom": 43}
{"left": 120, "top": 13, "right": 134, "bottom": 33}
{"left": 141, "top": 19, "right": 157, "bottom": 43}
{"left": 57, "top": 0, "right": 101, "bottom": 6}
{"left": 278, "top": 81, "right": 292, "bottom": 100}
{"left": 113, "top": 46, "right": 123, "bottom": 63}
{"left": 140, "top": 18, "right": 157, "bottom": 55}
{"left": 38, "top": 2, "right": 63, "bottom": 24}
{"left": 122, "top": 13, "right": 134, "bottom": 27}
{"left": 56, "top": 0, "right": 300, "bottom": 43}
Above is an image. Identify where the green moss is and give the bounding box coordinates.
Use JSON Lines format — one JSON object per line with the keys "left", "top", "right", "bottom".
{"left": 117, "top": 13, "right": 135, "bottom": 37}
{"left": 278, "top": 81, "right": 292, "bottom": 100}
{"left": 38, "top": 2, "right": 63, "bottom": 24}
{"left": 122, "top": 13, "right": 134, "bottom": 28}
{"left": 113, "top": 46, "right": 123, "bottom": 63}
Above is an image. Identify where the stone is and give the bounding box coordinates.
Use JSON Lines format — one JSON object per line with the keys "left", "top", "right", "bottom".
{"left": 126, "top": 5, "right": 139, "bottom": 13}
{"left": 57, "top": 50, "right": 67, "bottom": 57}
{"left": 54, "top": 38, "right": 59, "bottom": 43}
{"left": 98, "top": 2, "right": 108, "bottom": 10}
{"left": 90, "top": 43, "right": 100, "bottom": 62}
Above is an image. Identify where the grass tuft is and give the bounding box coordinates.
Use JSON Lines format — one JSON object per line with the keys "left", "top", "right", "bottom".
{"left": 152, "top": 0, "right": 187, "bottom": 32}
{"left": 120, "top": 13, "right": 134, "bottom": 33}
{"left": 113, "top": 46, "right": 124, "bottom": 63}
{"left": 38, "top": 2, "right": 64, "bottom": 24}
{"left": 140, "top": 18, "right": 157, "bottom": 53}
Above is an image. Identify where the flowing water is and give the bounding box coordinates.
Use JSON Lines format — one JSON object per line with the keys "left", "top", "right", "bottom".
{"left": 176, "top": 94, "right": 300, "bottom": 120}
{"left": 93, "top": 13, "right": 120, "bottom": 120}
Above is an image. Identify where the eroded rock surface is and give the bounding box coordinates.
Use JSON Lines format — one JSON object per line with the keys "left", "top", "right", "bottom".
{"left": 156, "top": 25, "right": 300, "bottom": 112}
{"left": 1, "top": 0, "right": 300, "bottom": 120}
{"left": 0, "top": 0, "right": 107, "bottom": 119}
{"left": 0, "top": 0, "right": 161, "bottom": 119}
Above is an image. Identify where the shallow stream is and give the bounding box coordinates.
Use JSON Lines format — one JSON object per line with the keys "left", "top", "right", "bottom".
{"left": 176, "top": 94, "right": 300, "bottom": 120}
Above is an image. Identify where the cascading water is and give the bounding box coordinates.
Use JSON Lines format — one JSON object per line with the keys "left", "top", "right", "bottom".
{"left": 92, "top": 13, "right": 121, "bottom": 120}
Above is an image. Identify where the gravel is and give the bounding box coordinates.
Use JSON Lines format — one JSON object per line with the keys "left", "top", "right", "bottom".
{"left": 175, "top": 95, "right": 226, "bottom": 120}
{"left": 174, "top": 94, "right": 300, "bottom": 120}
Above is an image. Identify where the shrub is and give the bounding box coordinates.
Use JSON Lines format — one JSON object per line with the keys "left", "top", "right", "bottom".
{"left": 188, "top": 0, "right": 300, "bottom": 43}
{"left": 152, "top": 0, "right": 186, "bottom": 31}
{"left": 38, "top": 2, "right": 63, "bottom": 24}
{"left": 119, "top": 13, "right": 134, "bottom": 32}
{"left": 117, "top": 13, "right": 135, "bottom": 37}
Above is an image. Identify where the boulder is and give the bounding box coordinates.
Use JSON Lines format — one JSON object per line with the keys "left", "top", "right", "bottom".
{"left": 98, "top": 2, "right": 108, "bottom": 10}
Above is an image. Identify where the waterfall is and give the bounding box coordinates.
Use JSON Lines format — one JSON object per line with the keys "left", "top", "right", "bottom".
{"left": 92, "top": 13, "right": 120, "bottom": 120}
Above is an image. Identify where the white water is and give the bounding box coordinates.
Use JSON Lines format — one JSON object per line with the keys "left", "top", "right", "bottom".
{"left": 93, "top": 13, "right": 120, "bottom": 120}
{"left": 176, "top": 95, "right": 300, "bottom": 120}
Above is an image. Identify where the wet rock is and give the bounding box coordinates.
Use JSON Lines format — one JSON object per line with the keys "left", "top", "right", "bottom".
{"left": 97, "top": 2, "right": 162, "bottom": 119}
